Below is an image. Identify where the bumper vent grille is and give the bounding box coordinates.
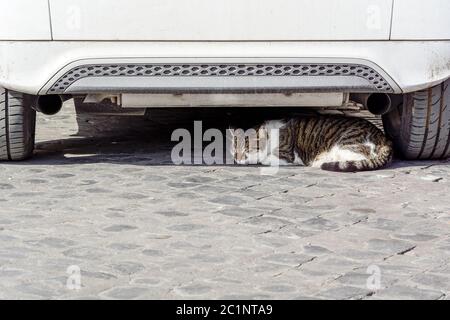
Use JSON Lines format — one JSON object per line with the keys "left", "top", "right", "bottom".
{"left": 48, "top": 63, "right": 393, "bottom": 93}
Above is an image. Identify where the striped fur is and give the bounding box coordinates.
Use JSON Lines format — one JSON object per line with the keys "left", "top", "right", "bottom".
{"left": 230, "top": 115, "right": 393, "bottom": 172}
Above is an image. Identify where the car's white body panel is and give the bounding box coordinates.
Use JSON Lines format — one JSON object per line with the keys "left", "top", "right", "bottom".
{"left": 2, "top": 0, "right": 448, "bottom": 41}
{"left": 0, "top": 0, "right": 51, "bottom": 40}
{"left": 0, "top": 0, "right": 449, "bottom": 97}
{"left": 49, "top": 0, "right": 393, "bottom": 40}
{"left": 1, "top": 41, "right": 449, "bottom": 95}
{"left": 391, "top": 0, "right": 450, "bottom": 40}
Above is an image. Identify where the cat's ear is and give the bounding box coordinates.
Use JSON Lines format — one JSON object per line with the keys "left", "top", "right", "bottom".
{"left": 252, "top": 123, "right": 263, "bottom": 133}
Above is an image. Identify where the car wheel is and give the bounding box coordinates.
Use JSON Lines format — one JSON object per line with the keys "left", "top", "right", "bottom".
{"left": 382, "top": 79, "right": 450, "bottom": 160}
{"left": 0, "top": 87, "right": 36, "bottom": 161}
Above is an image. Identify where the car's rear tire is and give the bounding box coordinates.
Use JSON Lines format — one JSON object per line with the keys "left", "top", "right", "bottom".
{"left": 382, "top": 79, "right": 450, "bottom": 160}
{"left": 0, "top": 88, "right": 36, "bottom": 161}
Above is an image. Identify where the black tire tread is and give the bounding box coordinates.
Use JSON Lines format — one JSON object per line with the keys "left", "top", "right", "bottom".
{"left": 0, "top": 88, "right": 36, "bottom": 161}
{"left": 389, "top": 79, "right": 450, "bottom": 160}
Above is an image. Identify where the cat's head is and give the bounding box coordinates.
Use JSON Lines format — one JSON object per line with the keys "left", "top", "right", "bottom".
{"left": 227, "top": 127, "right": 261, "bottom": 164}
{"left": 227, "top": 120, "right": 286, "bottom": 164}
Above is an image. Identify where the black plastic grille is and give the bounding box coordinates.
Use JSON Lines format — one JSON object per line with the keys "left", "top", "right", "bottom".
{"left": 48, "top": 63, "right": 393, "bottom": 93}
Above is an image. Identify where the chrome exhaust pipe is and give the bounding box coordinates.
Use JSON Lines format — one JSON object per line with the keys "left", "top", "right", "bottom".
{"left": 350, "top": 93, "right": 392, "bottom": 115}
{"left": 33, "top": 95, "right": 69, "bottom": 115}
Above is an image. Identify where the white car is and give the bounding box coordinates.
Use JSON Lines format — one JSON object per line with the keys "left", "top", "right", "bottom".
{"left": 1, "top": 0, "right": 449, "bottom": 161}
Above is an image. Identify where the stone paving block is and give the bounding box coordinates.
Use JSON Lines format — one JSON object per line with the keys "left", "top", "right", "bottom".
{"left": 0, "top": 102, "right": 449, "bottom": 299}
{"left": 369, "top": 285, "right": 445, "bottom": 300}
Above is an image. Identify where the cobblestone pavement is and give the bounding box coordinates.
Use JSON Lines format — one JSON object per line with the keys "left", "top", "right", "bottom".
{"left": 0, "top": 101, "right": 449, "bottom": 300}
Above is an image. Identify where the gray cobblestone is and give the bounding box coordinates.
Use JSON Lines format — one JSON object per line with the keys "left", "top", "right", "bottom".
{"left": 369, "top": 285, "right": 445, "bottom": 300}
{"left": 0, "top": 102, "right": 449, "bottom": 299}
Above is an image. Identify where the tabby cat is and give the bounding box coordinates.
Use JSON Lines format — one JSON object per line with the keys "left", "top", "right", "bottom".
{"left": 229, "top": 115, "right": 393, "bottom": 172}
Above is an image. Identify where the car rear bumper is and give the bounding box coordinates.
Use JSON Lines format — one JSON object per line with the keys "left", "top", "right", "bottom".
{"left": 0, "top": 41, "right": 449, "bottom": 95}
